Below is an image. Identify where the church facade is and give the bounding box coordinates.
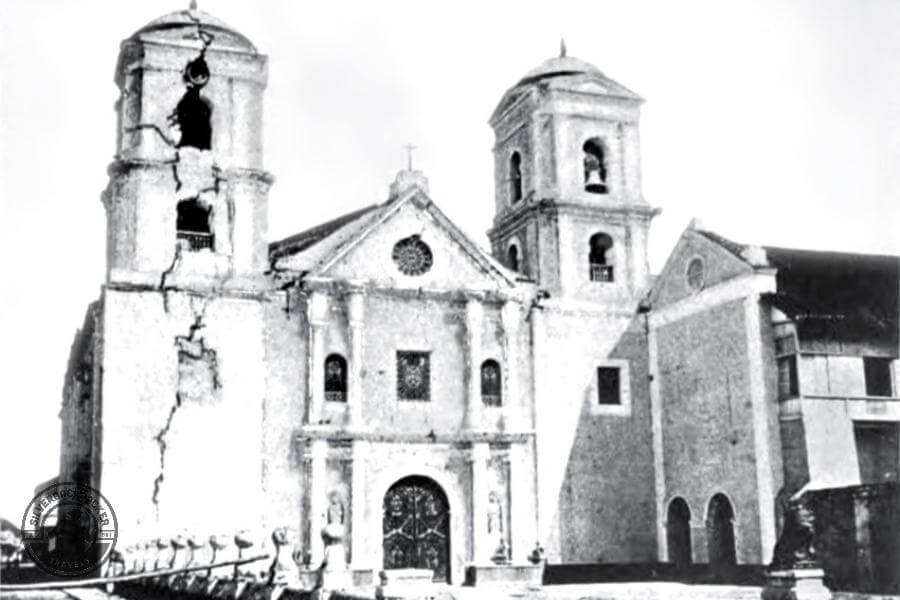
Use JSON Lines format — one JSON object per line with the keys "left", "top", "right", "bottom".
{"left": 59, "top": 7, "right": 899, "bottom": 586}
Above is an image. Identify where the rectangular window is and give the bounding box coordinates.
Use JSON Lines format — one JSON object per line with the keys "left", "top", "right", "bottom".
{"left": 597, "top": 367, "right": 621, "bottom": 405}
{"left": 854, "top": 422, "right": 900, "bottom": 484}
{"left": 777, "top": 356, "right": 798, "bottom": 400}
{"left": 397, "top": 351, "right": 430, "bottom": 401}
{"left": 864, "top": 357, "right": 893, "bottom": 397}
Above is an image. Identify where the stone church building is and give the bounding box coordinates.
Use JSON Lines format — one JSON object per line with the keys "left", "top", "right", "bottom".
{"left": 59, "top": 7, "right": 899, "bottom": 585}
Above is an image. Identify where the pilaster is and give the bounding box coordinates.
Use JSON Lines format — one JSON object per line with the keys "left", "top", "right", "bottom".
{"left": 466, "top": 300, "right": 484, "bottom": 430}
{"left": 507, "top": 442, "right": 530, "bottom": 563}
{"left": 347, "top": 290, "right": 365, "bottom": 427}
{"left": 306, "top": 439, "right": 328, "bottom": 566}
{"left": 470, "top": 442, "right": 490, "bottom": 564}
{"left": 501, "top": 301, "right": 520, "bottom": 430}
{"left": 350, "top": 439, "right": 368, "bottom": 569}
{"left": 307, "top": 291, "right": 329, "bottom": 424}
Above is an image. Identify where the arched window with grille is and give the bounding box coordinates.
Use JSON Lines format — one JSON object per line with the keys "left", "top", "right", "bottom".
{"left": 481, "top": 360, "right": 502, "bottom": 406}
{"left": 509, "top": 152, "right": 523, "bottom": 203}
{"left": 507, "top": 244, "right": 520, "bottom": 273}
{"left": 582, "top": 138, "right": 608, "bottom": 194}
{"left": 588, "top": 233, "right": 614, "bottom": 282}
{"left": 324, "top": 354, "right": 347, "bottom": 402}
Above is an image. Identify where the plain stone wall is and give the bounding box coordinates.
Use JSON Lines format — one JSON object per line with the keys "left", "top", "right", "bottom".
{"left": 535, "top": 306, "right": 656, "bottom": 563}
{"left": 656, "top": 299, "right": 763, "bottom": 564}
{"left": 555, "top": 315, "right": 657, "bottom": 562}
{"left": 99, "top": 288, "right": 268, "bottom": 546}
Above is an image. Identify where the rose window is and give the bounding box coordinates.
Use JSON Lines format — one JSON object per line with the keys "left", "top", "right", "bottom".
{"left": 392, "top": 236, "right": 433, "bottom": 276}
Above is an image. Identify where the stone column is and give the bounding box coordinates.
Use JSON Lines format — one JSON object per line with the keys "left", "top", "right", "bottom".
{"left": 307, "top": 291, "right": 329, "bottom": 424}
{"left": 466, "top": 299, "right": 484, "bottom": 430}
{"left": 350, "top": 439, "right": 368, "bottom": 570}
{"left": 501, "top": 301, "right": 520, "bottom": 430}
{"left": 308, "top": 439, "right": 328, "bottom": 567}
{"left": 507, "top": 442, "right": 530, "bottom": 563}
{"left": 347, "top": 291, "right": 365, "bottom": 427}
{"left": 470, "top": 442, "right": 490, "bottom": 564}
{"left": 853, "top": 487, "right": 875, "bottom": 591}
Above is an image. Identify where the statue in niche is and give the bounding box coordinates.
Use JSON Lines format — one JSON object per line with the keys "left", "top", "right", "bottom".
{"left": 320, "top": 491, "right": 347, "bottom": 572}
{"left": 487, "top": 492, "right": 509, "bottom": 564}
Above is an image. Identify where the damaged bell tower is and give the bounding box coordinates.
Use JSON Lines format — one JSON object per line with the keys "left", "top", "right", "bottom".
{"left": 67, "top": 7, "right": 274, "bottom": 545}
{"left": 108, "top": 7, "right": 271, "bottom": 286}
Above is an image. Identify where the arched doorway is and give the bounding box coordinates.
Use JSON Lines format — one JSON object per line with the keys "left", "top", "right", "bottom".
{"left": 666, "top": 497, "right": 692, "bottom": 568}
{"left": 706, "top": 493, "right": 736, "bottom": 578}
{"left": 383, "top": 476, "right": 450, "bottom": 582}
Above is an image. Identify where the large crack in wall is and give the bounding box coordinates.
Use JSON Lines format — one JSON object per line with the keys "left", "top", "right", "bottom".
{"left": 152, "top": 301, "right": 222, "bottom": 513}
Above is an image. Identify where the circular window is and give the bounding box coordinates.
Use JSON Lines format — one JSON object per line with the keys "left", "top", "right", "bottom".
{"left": 686, "top": 257, "right": 705, "bottom": 291}
{"left": 392, "top": 236, "right": 433, "bottom": 276}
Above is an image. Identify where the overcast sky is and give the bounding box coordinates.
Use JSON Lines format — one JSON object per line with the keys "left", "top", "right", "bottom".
{"left": 1, "top": 0, "right": 899, "bottom": 521}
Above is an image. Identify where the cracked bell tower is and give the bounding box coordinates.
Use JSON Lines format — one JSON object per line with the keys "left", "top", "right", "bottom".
{"left": 88, "top": 7, "right": 273, "bottom": 545}
{"left": 106, "top": 7, "right": 272, "bottom": 289}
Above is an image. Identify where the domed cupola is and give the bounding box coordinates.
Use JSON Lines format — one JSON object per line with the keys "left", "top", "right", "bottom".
{"left": 127, "top": 4, "right": 257, "bottom": 53}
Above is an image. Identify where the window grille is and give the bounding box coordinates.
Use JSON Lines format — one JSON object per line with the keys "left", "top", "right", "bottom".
{"left": 397, "top": 351, "right": 430, "bottom": 401}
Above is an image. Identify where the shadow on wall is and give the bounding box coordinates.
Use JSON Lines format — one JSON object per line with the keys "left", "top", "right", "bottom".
{"left": 555, "top": 316, "right": 656, "bottom": 563}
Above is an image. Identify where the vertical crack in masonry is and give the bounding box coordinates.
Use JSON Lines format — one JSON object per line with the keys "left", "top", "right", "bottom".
{"left": 152, "top": 392, "right": 182, "bottom": 510}
{"left": 152, "top": 301, "right": 220, "bottom": 511}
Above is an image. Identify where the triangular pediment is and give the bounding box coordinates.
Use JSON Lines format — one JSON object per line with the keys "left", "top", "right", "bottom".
{"left": 649, "top": 226, "right": 754, "bottom": 307}
{"left": 274, "top": 188, "right": 519, "bottom": 292}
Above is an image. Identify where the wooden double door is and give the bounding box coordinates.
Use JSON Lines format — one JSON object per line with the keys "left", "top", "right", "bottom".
{"left": 382, "top": 476, "right": 450, "bottom": 582}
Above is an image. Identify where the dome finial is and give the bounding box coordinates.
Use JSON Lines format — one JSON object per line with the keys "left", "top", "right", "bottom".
{"left": 189, "top": 0, "right": 198, "bottom": 10}
{"left": 559, "top": 38, "right": 567, "bottom": 57}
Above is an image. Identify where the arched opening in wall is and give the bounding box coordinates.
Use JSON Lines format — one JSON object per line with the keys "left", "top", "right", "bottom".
{"left": 706, "top": 493, "right": 737, "bottom": 579}
{"left": 507, "top": 244, "right": 520, "bottom": 273}
{"left": 176, "top": 198, "right": 214, "bottom": 251}
{"left": 666, "top": 497, "right": 693, "bottom": 568}
{"left": 588, "top": 233, "right": 614, "bottom": 282}
{"left": 173, "top": 89, "right": 212, "bottom": 150}
{"left": 383, "top": 475, "right": 450, "bottom": 582}
{"left": 509, "top": 152, "right": 523, "bottom": 203}
{"left": 324, "top": 354, "right": 347, "bottom": 402}
{"left": 582, "top": 138, "right": 608, "bottom": 194}
{"left": 481, "top": 359, "right": 502, "bottom": 406}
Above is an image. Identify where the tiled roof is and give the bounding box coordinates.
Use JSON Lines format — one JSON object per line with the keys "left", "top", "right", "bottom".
{"left": 269, "top": 204, "right": 382, "bottom": 262}
{"left": 696, "top": 226, "right": 898, "bottom": 347}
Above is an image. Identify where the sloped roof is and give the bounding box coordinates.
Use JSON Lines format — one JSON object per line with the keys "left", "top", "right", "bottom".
{"left": 269, "top": 204, "right": 381, "bottom": 262}
{"left": 695, "top": 228, "right": 899, "bottom": 347}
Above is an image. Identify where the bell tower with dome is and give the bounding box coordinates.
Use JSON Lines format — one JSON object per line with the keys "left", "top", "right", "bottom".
{"left": 68, "top": 6, "right": 276, "bottom": 547}
{"left": 487, "top": 44, "right": 659, "bottom": 304}
{"left": 106, "top": 5, "right": 272, "bottom": 289}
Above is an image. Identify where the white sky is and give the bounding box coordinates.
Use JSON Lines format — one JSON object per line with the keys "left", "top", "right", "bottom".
{"left": 1, "top": 0, "right": 899, "bottom": 521}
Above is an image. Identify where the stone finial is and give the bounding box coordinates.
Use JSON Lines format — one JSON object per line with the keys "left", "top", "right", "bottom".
{"left": 189, "top": 0, "right": 198, "bottom": 10}
{"left": 389, "top": 169, "right": 429, "bottom": 198}
{"left": 560, "top": 38, "right": 567, "bottom": 57}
